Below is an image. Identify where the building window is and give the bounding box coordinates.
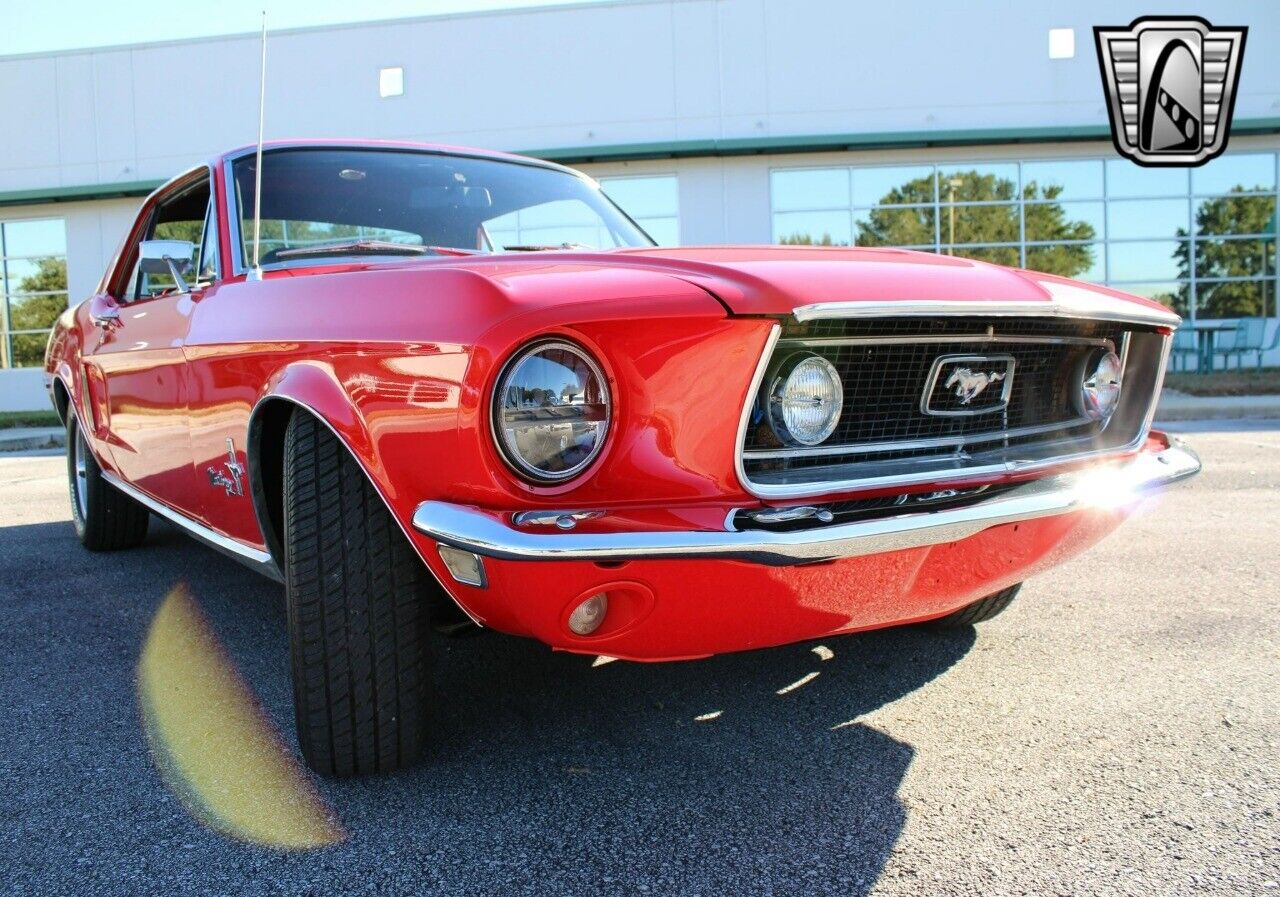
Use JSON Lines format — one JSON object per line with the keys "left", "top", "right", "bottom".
{"left": 483, "top": 199, "right": 629, "bottom": 250}
{"left": 0, "top": 218, "right": 67, "bottom": 368}
{"left": 600, "top": 175, "right": 680, "bottom": 245}
{"left": 771, "top": 152, "right": 1279, "bottom": 321}
{"left": 378, "top": 66, "right": 404, "bottom": 98}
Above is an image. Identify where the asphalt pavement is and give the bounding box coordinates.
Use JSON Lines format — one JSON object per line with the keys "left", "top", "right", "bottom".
{"left": 0, "top": 424, "right": 1276, "bottom": 896}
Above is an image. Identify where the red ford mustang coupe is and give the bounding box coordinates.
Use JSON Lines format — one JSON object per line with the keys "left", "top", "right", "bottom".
{"left": 45, "top": 140, "right": 1199, "bottom": 776}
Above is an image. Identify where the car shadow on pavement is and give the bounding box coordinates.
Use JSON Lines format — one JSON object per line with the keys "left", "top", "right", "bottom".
{"left": 3, "top": 516, "right": 977, "bottom": 896}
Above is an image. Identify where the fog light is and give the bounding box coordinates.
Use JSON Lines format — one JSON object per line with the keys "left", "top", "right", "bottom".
{"left": 437, "top": 545, "right": 487, "bottom": 588}
{"left": 567, "top": 592, "right": 608, "bottom": 636}
{"left": 768, "top": 353, "right": 843, "bottom": 446}
{"left": 1080, "top": 350, "right": 1123, "bottom": 423}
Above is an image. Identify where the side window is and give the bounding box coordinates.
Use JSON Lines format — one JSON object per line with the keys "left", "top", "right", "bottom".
{"left": 122, "top": 176, "right": 212, "bottom": 301}
{"left": 197, "top": 199, "right": 219, "bottom": 282}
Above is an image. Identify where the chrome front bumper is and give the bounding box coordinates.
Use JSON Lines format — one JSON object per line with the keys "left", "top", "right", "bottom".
{"left": 412, "top": 441, "right": 1200, "bottom": 567}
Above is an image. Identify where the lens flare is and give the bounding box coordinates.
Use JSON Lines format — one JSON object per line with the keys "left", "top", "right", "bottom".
{"left": 137, "top": 583, "right": 345, "bottom": 849}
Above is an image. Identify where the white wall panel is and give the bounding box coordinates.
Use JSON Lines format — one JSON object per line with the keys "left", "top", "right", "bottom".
{"left": 0, "top": 57, "right": 60, "bottom": 176}
{"left": 90, "top": 51, "right": 140, "bottom": 183}
{"left": 1, "top": 0, "right": 1277, "bottom": 194}
{"left": 54, "top": 55, "right": 97, "bottom": 167}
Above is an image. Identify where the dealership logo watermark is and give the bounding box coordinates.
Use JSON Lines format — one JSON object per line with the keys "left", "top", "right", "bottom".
{"left": 1094, "top": 17, "right": 1247, "bottom": 167}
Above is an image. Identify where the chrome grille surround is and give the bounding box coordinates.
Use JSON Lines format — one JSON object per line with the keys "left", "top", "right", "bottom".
{"left": 736, "top": 307, "right": 1174, "bottom": 500}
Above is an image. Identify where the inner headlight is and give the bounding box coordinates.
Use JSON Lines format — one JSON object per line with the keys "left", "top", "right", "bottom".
{"left": 1079, "top": 349, "right": 1123, "bottom": 423}
{"left": 768, "top": 353, "right": 843, "bottom": 446}
{"left": 492, "top": 339, "right": 611, "bottom": 482}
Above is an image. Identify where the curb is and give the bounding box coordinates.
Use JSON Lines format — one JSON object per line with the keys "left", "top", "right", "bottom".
{"left": 0, "top": 427, "right": 65, "bottom": 452}
{"left": 1155, "top": 394, "right": 1280, "bottom": 422}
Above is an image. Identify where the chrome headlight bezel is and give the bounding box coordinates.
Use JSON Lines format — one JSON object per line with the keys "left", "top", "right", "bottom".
{"left": 490, "top": 338, "right": 612, "bottom": 484}
{"left": 767, "top": 352, "right": 844, "bottom": 447}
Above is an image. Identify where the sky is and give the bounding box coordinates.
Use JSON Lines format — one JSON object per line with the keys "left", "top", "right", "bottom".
{"left": 0, "top": 0, "right": 609, "bottom": 56}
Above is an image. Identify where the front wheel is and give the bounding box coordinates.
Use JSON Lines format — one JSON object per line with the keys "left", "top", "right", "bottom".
{"left": 283, "top": 411, "right": 432, "bottom": 777}
{"left": 66, "top": 414, "right": 149, "bottom": 551}
{"left": 926, "top": 584, "right": 1022, "bottom": 628}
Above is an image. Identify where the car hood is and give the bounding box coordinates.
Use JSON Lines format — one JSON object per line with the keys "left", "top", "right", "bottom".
{"left": 272, "top": 245, "right": 1178, "bottom": 326}
{"left": 595, "top": 246, "right": 1177, "bottom": 324}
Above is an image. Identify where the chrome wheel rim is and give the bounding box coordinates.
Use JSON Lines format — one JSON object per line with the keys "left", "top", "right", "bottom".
{"left": 73, "top": 431, "right": 88, "bottom": 519}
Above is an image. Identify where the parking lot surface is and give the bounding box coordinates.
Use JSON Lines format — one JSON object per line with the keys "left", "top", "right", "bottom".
{"left": 1, "top": 423, "right": 1277, "bottom": 896}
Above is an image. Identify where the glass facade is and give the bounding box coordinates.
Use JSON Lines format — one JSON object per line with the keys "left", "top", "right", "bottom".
{"left": 0, "top": 218, "right": 68, "bottom": 368}
{"left": 483, "top": 175, "right": 679, "bottom": 249}
{"left": 772, "top": 152, "right": 1278, "bottom": 320}
{"left": 600, "top": 175, "right": 680, "bottom": 245}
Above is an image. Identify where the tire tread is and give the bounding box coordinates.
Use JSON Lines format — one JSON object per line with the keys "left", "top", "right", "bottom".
{"left": 68, "top": 415, "right": 149, "bottom": 551}
{"left": 929, "top": 584, "right": 1022, "bottom": 628}
{"left": 283, "top": 411, "right": 428, "bottom": 777}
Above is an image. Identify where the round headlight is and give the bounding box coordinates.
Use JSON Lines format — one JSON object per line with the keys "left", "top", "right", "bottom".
{"left": 493, "top": 340, "right": 610, "bottom": 482}
{"left": 768, "top": 353, "right": 844, "bottom": 446}
{"left": 1080, "top": 350, "right": 1123, "bottom": 422}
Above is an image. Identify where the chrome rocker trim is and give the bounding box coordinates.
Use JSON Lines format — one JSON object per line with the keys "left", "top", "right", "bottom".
{"left": 101, "top": 471, "right": 283, "bottom": 582}
{"left": 412, "top": 441, "right": 1200, "bottom": 567}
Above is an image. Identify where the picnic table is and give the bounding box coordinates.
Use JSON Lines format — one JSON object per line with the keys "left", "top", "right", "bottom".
{"left": 1191, "top": 320, "right": 1238, "bottom": 371}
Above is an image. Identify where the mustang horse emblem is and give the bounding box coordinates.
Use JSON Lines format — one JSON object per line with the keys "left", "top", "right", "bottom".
{"left": 206, "top": 437, "right": 245, "bottom": 497}
{"left": 944, "top": 367, "right": 1006, "bottom": 405}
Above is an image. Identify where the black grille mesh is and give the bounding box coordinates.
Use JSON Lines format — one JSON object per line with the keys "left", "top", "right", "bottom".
{"left": 744, "top": 318, "right": 1136, "bottom": 478}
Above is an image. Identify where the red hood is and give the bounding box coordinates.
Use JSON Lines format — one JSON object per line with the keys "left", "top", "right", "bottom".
{"left": 600, "top": 246, "right": 1176, "bottom": 322}
{"left": 272, "top": 245, "right": 1178, "bottom": 325}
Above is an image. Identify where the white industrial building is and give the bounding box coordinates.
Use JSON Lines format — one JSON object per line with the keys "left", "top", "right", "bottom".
{"left": 1, "top": 0, "right": 1278, "bottom": 408}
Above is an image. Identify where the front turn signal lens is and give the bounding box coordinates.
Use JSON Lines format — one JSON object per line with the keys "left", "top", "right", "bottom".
{"left": 567, "top": 592, "right": 608, "bottom": 636}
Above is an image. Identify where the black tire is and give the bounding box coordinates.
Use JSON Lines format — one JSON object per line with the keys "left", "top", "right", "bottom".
{"left": 67, "top": 414, "right": 149, "bottom": 551}
{"left": 283, "top": 411, "right": 431, "bottom": 777}
{"left": 927, "top": 584, "right": 1022, "bottom": 628}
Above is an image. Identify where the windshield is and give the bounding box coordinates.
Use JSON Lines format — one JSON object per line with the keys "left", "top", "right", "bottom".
{"left": 230, "top": 148, "right": 653, "bottom": 267}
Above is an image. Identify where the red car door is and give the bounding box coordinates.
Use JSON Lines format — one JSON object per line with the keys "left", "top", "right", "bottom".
{"left": 87, "top": 173, "right": 209, "bottom": 518}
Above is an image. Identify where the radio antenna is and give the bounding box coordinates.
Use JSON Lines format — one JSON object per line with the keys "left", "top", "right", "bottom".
{"left": 248, "top": 11, "right": 268, "bottom": 281}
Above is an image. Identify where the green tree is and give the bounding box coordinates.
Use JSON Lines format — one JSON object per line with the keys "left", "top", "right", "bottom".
{"left": 8, "top": 257, "right": 67, "bottom": 367}
{"left": 780, "top": 232, "right": 840, "bottom": 246}
{"left": 1174, "top": 188, "right": 1276, "bottom": 317}
{"left": 854, "top": 170, "right": 1097, "bottom": 278}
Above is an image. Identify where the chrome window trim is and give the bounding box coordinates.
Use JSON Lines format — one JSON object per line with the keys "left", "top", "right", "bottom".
{"left": 197, "top": 194, "right": 221, "bottom": 283}
{"left": 792, "top": 299, "right": 1180, "bottom": 329}
{"left": 222, "top": 158, "right": 247, "bottom": 277}
{"left": 733, "top": 322, "right": 1172, "bottom": 500}
{"left": 113, "top": 164, "right": 214, "bottom": 301}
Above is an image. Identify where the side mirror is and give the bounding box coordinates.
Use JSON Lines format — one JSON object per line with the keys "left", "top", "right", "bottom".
{"left": 139, "top": 239, "right": 194, "bottom": 292}
{"left": 88, "top": 293, "right": 122, "bottom": 332}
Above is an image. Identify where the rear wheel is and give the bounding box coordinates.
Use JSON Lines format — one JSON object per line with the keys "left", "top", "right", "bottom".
{"left": 927, "top": 584, "right": 1022, "bottom": 628}
{"left": 283, "top": 411, "right": 431, "bottom": 777}
{"left": 66, "top": 414, "right": 149, "bottom": 551}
